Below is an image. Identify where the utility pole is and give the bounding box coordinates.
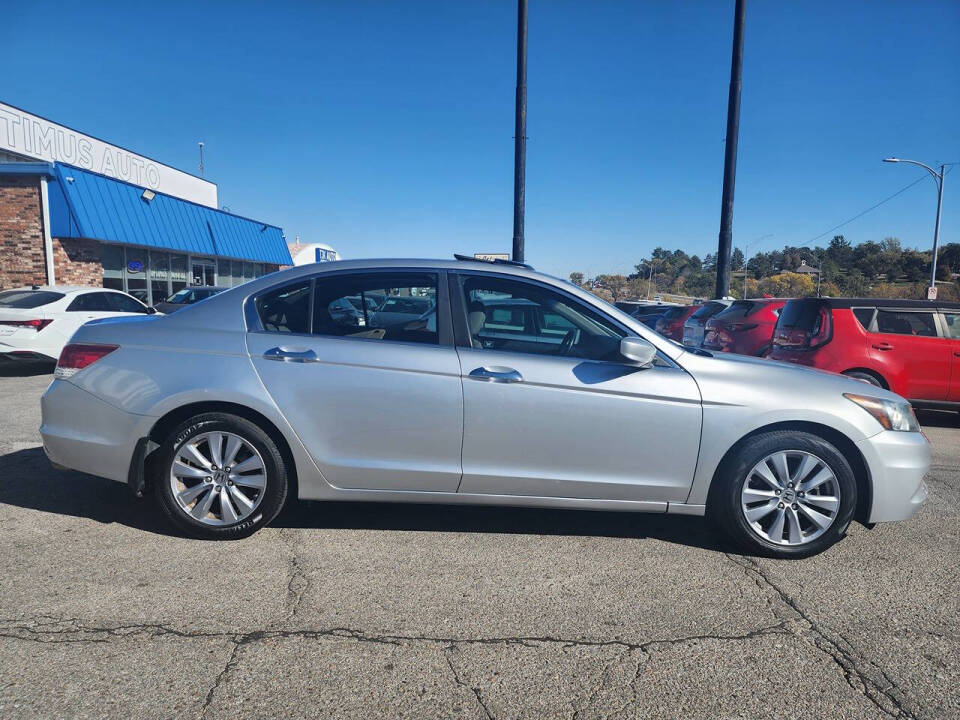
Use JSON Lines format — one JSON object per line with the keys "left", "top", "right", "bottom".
{"left": 512, "top": 0, "right": 528, "bottom": 263}
{"left": 715, "top": 0, "right": 746, "bottom": 299}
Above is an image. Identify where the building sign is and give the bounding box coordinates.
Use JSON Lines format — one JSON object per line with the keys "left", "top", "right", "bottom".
{"left": 0, "top": 101, "right": 218, "bottom": 208}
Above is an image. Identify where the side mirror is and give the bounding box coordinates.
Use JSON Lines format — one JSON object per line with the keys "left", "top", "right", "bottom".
{"left": 146, "top": 306, "right": 158, "bottom": 315}
{"left": 620, "top": 336, "right": 657, "bottom": 367}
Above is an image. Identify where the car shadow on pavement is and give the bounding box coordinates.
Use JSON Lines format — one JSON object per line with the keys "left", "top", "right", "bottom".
{"left": 274, "top": 499, "right": 730, "bottom": 552}
{"left": 0, "top": 360, "right": 55, "bottom": 377}
{"left": 917, "top": 409, "right": 960, "bottom": 429}
{"left": 0, "top": 447, "right": 175, "bottom": 535}
{"left": 0, "top": 446, "right": 730, "bottom": 551}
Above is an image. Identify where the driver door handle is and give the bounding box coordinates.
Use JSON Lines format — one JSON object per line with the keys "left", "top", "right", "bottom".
{"left": 264, "top": 347, "right": 318, "bottom": 363}
{"left": 469, "top": 366, "right": 523, "bottom": 383}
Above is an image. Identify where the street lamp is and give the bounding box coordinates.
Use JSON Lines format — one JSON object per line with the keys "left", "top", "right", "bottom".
{"left": 883, "top": 157, "right": 946, "bottom": 298}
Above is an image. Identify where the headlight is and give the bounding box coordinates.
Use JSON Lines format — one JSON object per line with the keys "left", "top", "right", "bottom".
{"left": 844, "top": 393, "right": 920, "bottom": 432}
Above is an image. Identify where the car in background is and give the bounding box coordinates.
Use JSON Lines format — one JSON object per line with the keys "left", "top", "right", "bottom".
{"left": 369, "top": 295, "right": 435, "bottom": 328}
{"left": 154, "top": 286, "right": 227, "bottom": 314}
{"left": 654, "top": 304, "right": 701, "bottom": 341}
{"left": 41, "top": 258, "right": 931, "bottom": 557}
{"left": 0, "top": 286, "right": 156, "bottom": 362}
{"left": 633, "top": 304, "right": 679, "bottom": 329}
{"left": 770, "top": 298, "right": 960, "bottom": 407}
{"left": 703, "top": 298, "right": 787, "bottom": 356}
{"left": 682, "top": 300, "right": 732, "bottom": 347}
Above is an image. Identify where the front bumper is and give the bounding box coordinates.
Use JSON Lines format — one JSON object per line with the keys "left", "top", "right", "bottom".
{"left": 857, "top": 430, "right": 930, "bottom": 523}
{"left": 40, "top": 379, "right": 155, "bottom": 484}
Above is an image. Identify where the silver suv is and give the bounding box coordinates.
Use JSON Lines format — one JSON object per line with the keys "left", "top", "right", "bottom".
{"left": 40, "top": 258, "right": 930, "bottom": 558}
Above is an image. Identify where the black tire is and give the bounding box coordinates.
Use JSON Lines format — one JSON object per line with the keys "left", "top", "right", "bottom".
{"left": 710, "top": 431, "right": 857, "bottom": 559}
{"left": 843, "top": 370, "right": 883, "bottom": 388}
{"left": 153, "top": 413, "right": 289, "bottom": 539}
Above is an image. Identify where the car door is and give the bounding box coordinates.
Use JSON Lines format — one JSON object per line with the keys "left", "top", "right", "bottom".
{"left": 941, "top": 310, "right": 960, "bottom": 402}
{"left": 452, "top": 272, "right": 702, "bottom": 504}
{"left": 246, "top": 269, "right": 464, "bottom": 492}
{"left": 870, "top": 307, "right": 950, "bottom": 401}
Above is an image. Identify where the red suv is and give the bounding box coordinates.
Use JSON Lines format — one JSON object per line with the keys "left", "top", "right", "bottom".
{"left": 654, "top": 304, "right": 701, "bottom": 342}
{"left": 769, "top": 298, "right": 960, "bottom": 405}
{"left": 703, "top": 298, "right": 787, "bottom": 356}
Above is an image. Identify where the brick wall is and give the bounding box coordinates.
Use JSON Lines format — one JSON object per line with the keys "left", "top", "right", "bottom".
{"left": 0, "top": 176, "right": 48, "bottom": 289}
{"left": 52, "top": 238, "right": 102, "bottom": 287}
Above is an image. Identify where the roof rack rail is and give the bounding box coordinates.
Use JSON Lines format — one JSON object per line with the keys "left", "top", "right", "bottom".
{"left": 453, "top": 253, "right": 534, "bottom": 270}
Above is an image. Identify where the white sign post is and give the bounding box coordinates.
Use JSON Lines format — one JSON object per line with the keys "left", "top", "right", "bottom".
{"left": 0, "top": 101, "right": 218, "bottom": 208}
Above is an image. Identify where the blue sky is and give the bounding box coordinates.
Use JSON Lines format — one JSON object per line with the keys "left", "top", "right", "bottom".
{"left": 5, "top": 1, "right": 958, "bottom": 279}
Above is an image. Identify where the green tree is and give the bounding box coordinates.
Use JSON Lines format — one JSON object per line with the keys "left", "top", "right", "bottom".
{"left": 731, "top": 247, "right": 745, "bottom": 271}
{"left": 569, "top": 271, "right": 585, "bottom": 287}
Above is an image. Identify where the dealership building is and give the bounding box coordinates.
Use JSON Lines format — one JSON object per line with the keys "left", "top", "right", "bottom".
{"left": 0, "top": 101, "right": 291, "bottom": 303}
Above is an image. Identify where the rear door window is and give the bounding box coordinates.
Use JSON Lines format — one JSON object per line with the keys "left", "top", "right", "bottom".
{"left": 104, "top": 293, "right": 148, "bottom": 313}
{"left": 876, "top": 310, "right": 938, "bottom": 337}
{"left": 852, "top": 307, "right": 875, "bottom": 330}
{"left": 942, "top": 312, "right": 960, "bottom": 339}
{"left": 0, "top": 290, "right": 65, "bottom": 308}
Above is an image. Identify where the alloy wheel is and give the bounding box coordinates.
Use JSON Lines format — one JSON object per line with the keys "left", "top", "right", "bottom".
{"left": 740, "top": 450, "right": 840, "bottom": 546}
{"left": 169, "top": 431, "right": 267, "bottom": 526}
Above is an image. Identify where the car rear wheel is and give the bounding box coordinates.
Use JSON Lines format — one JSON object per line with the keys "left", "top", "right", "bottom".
{"left": 153, "top": 413, "right": 289, "bottom": 539}
{"left": 711, "top": 431, "right": 856, "bottom": 558}
{"left": 843, "top": 370, "right": 883, "bottom": 387}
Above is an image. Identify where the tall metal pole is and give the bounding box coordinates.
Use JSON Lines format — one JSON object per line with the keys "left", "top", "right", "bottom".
{"left": 715, "top": 0, "right": 746, "bottom": 299}
{"left": 512, "top": 0, "right": 528, "bottom": 263}
{"left": 930, "top": 164, "right": 945, "bottom": 290}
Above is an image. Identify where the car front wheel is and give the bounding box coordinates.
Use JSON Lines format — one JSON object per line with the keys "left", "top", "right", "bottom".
{"left": 153, "top": 413, "right": 289, "bottom": 539}
{"left": 711, "top": 431, "right": 857, "bottom": 558}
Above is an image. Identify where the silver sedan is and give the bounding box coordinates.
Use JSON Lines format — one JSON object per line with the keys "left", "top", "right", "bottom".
{"left": 40, "top": 258, "right": 930, "bottom": 557}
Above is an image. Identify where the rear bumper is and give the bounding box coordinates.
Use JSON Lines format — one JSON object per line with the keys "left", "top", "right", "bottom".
{"left": 857, "top": 431, "right": 931, "bottom": 523}
{"left": 40, "top": 379, "right": 155, "bottom": 484}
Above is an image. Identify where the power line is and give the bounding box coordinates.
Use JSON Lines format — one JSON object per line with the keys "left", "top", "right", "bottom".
{"left": 807, "top": 172, "right": 935, "bottom": 244}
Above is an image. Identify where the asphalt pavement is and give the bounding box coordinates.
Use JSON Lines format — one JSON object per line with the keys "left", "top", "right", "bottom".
{"left": 0, "top": 364, "right": 957, "bottom": 719}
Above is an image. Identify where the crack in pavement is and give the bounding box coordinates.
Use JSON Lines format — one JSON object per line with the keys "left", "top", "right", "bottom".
{"left": 725, "top": 554, "right": 917, "bottom": 720}
{"left": 444, "top": 646, "right": 494, "bottom": 720}
{"left": 279, "top": 528, "right": 310, "bottom": 625}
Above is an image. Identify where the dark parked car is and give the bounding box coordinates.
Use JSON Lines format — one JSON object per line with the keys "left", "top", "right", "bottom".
{"left": 154, "top": 286, "right": 227, "bottom": 314}
{"left": 769, "top": 297, "right": 960, "bottom": 406}
{"left": 655, "top": 304, "right": 701, "bottom": 342}
{"left": 703, "top": 298, "right": 787, "bottom": 356}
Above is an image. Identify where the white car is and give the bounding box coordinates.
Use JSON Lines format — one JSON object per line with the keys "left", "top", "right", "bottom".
{"left": 0, "top": 285, "right": 157, "bottom": 362}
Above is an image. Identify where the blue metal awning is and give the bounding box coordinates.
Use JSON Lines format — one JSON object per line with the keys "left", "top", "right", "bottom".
{"left": 47, "top": 163, "right": 291, "bottom": 265}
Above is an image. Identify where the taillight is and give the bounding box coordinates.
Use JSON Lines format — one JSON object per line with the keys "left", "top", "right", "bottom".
{"left": 0, "top": 319, "right": 53, "bottom": 332}
{"left": 809, "top": 307, "right": 832, "bottom": 348}
{"left": 55, "top": 343, "right": 119, "bottom": 379}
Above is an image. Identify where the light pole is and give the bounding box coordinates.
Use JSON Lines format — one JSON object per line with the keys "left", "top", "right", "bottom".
{"left": 645, "top": 259, "right": 656, "bottom": 299}
{"left": 741, "top": 233, "right": 772, "bottom": 299}
{"left": 883, "top": 157, "right": 946, "bottom": 298}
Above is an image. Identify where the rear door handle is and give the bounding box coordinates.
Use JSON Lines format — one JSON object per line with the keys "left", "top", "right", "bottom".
{"left": 872, "top": 343, "right": 893, "bottom": 351}
{"left": 469, "top": 366, "right": 523, "bottom": 383}
{"left": 263, "top": 346, "right": 318, "bottom": 363}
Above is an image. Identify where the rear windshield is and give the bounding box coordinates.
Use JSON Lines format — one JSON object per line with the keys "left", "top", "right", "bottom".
{"left": 716, "top": 300, "right": 758, "bottom": 320}
{"left": 0, "top": 290, "right": 65, "bottom": 308}
{"left": 691, "top": 302, "right": 726, "bottom": 320}
{"left": 778, "top": 299, "right": 827, "bottom": 331}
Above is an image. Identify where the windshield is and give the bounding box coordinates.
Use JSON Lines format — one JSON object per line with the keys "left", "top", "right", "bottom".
{"left": 778, "top": 299, "right": 826, "bottom": 331}
{"left": 0, "top": 290, "right": 65, "bottom": 308}
{"left": 166, "top": 288, "right": 194, "bottom": 303}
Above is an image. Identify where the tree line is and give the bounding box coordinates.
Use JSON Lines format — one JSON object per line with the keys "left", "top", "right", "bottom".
{"left": 571, "top": 236, "right": 960, "bottom": 303}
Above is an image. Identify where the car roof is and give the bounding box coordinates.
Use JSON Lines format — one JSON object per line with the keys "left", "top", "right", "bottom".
{"left": 787, "top": 297, "right": 960, "bottom": 311}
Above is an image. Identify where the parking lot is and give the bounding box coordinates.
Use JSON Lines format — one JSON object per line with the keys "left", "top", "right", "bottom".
{"left": 0, "top": 365, "right": 957, "bottom": 719}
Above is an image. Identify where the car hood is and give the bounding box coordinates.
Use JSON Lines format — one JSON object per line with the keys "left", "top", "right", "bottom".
{"left": 680, "top": 348, "right": 906, "bottom": 404}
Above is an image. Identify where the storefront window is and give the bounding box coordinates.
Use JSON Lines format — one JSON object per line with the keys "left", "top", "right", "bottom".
{"left": 218, "top": 259, "right": 232, "bottom": 288}
{"left": 253, "top": 263, "right": 264, "bottom": 278}
{"left": 102, "top": 245, "right": 124, "bottom": 291}
{"left": 243, "top": 262, "right": 254, "bottom": 282}
{"left": 150, "top": 251, "right": 170, "bottom": 303}
{"left": 170, "top": 255, "right": 188, "bottom": 294}
{"left": 125, "top": 247, "right": 148, "bottom": 303}
{"left": 232, "top": 261, "right": 244, "bottom": 286}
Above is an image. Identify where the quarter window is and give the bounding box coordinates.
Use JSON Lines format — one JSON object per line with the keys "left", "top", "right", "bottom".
{"left": 257, "top": 281, "right": 312, "bottom": 334}
{"left": 66, "top": 293, "right": 113, "bottom": 312}
{"left": 105, "top": 292, "right": 147, "bottom": 314}
{"left": 313, "top": 273, "right": 438, "bottom": 345}
{"left": 875, "top": 310, "right": 937, "bottom": 337}
{"left": 458, "top": 275, "right": 625, "bottom": 360}
{"left": 942, "top": 313, "right": 960, "bottom": 339}
{"left": 852, "top": 307, "right": 875, "bottom": 330}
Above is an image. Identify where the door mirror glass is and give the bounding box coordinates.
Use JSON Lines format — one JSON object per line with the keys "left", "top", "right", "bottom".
{"left": 620, "top": 336, "right": 657, "bottom": 366}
